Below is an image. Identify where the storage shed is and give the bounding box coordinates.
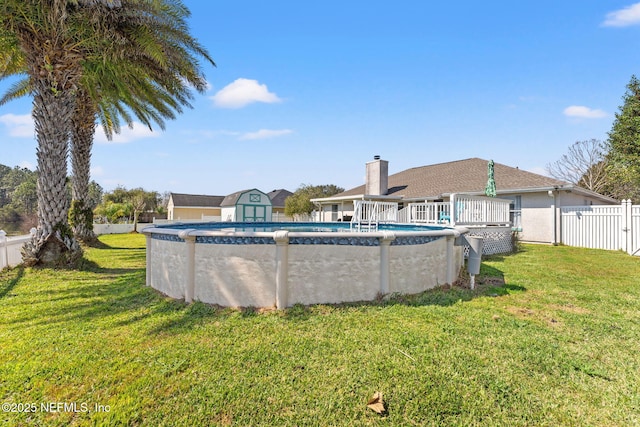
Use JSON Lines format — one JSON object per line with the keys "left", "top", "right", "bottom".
{"left": 221, "top": 189, "right": 272, "bottom": 222}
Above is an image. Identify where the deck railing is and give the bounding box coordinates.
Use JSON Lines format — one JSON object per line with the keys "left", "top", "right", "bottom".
{"left": 351, "top": 201, "right": 398, "bottom": 231}
{"left": 399, "top": 194, "right": 510, "bottom": 226}
{"left": 398, "top": 202, "right": 450, "bottom": 224}
{"left": 452, "top": 194, "right": 510, "bottom": 226}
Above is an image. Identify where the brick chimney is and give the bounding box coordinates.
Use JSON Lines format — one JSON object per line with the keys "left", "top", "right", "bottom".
{"left": 365, "top": 155, "right": 388, "bottom": 196}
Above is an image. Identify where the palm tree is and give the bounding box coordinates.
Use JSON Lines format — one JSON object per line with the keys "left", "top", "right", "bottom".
{"left": 1, "top": 0, "right": 214, "bottom": 261}
{"left": 67, "top": 0, "right": 214, "bottom": 242}
{"left": 0, "top": 1, "right": 87, "bottom": 265}
{"left": 68, "top": 88, "right": 98, "bottom": 242}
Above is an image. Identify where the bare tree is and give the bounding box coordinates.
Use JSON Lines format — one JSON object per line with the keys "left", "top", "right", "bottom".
{"left": 546, "top": 139, "right": 610, "bottom": 193}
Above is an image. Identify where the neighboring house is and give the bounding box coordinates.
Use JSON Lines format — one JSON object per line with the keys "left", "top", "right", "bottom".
{"left": 312, "top": 157, "right": 617, "bottom": 243}
{"left": 221, "top": 189, "right": 273, "bottom": 222}
{"left": 167, "top": 189, "right": 292, "bottom": 223}
{"left": 167, "top": 193, "right": 225, "bottom": 221}
{"left": 267, "top": 189, "right": 294, "bottom": 217}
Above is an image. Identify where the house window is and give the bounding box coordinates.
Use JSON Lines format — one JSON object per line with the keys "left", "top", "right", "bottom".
{"left": 331, "top": 204, "right": 339, "bottom": 221}
{"left": 508, "top": 196, "right": 522, "bottom": 230}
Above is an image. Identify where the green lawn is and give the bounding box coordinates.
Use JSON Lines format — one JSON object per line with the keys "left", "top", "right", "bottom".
{"left": 1, "top": 235, "right": 639, "bottom": 426}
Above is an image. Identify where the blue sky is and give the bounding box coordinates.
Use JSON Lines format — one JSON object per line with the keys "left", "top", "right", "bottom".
{"left": 2, "top": 1, "right": 640, "bottom": 196}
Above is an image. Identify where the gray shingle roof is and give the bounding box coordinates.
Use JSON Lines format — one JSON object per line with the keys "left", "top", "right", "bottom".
{"left": 267, "top": 189, "right": 293, "bottom": 208}
{"left": 170, "top": 193, "right": 225, "bottom": 208}
{"left": 220, "top": 190, "right": 244, "bottom": 207}
{"left": 335, "top": 158, "right": 568, "bottom": 199}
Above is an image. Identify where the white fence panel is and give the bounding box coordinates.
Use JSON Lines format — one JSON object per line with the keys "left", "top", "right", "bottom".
{"left": 631, "top": 205, "right": 640, "bottom": 256}
{"left": 561, "top": 201, "right": 639, "bottom": 255}
{"left": 93, "top": 223, "right": 154, "bottom": 235}
{"left": 0, "top": 231, "right": 31, "bottom": 270}
{"left": 561, "top": 205, "right": 623, "bottom": 251}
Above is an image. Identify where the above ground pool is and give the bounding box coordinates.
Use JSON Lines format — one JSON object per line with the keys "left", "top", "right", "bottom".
{"left": 142, "top": 222, "right": 468, "bottom": 309}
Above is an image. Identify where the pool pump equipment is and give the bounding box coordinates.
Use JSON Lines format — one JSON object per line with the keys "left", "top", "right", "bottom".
{"left": 462, "top": 235, "right": 484, "bottom": 289}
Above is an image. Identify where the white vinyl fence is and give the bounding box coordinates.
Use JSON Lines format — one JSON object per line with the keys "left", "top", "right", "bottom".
{"left": 561, "top": 200, "right": 640, "bottom": 255}
{"left": 0, "top": 230, "right": 31, "bottom": 270}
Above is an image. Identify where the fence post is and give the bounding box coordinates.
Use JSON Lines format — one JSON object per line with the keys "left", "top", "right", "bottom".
{"left": 145, "top": 233, "right": 152, "bottom": 287}
{"left": 0, "top": 230, "right": 7, "bottom": 270}
{"left": 623, "top": 199, "right": 632, "bottom": 255}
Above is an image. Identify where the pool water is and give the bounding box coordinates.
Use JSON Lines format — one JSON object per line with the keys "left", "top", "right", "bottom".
{"left": 157, "top": 221, "right": 447, "bottom": 233}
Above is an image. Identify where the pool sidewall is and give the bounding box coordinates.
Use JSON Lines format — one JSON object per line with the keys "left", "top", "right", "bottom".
{"left": 144, "top": 224, "right": 466, "bottom": 308}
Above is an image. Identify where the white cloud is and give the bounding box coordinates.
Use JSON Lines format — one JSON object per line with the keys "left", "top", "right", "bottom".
{"left": 238, "top": 129, "right": 293, "bottom": 141}
{"left": 95, "top": 122, "right": 159, "bottom": 144}
{"left": 603, "top": 2, "right": 640, "bottom": 27}
{"left": 211, "top": 78, "right": 282, "bottom": 109}
{"left": 0, "top": 113, "right": 159, "bottom": 144}
{"left": 563, "top": 105, "right": 607, "bottom": 119}
{"left": 196, "top": 129, "right": 241, "bottom": 139}
{"left": 0, "top": 113, "right": 34, "bottom": 138}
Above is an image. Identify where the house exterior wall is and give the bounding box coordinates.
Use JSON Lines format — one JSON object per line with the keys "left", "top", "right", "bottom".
{"left": 170, "top": 207, "right": 221, "bottom": 221}
{"left": 516, "top": 192, "right": 553, "bottom": 243}
{"left": 316, "top": 201, "right": 356, "bottom": 222}
{"left": 557, "top": 191, "right": 611, "bottom": 206}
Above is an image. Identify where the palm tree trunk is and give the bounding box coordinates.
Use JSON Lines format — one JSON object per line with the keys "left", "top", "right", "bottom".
{"left": 22, "top": 81, "right": 81, "bottom": 265}
{"left": 70, "top": 90, "right": 98, "bottom": 243}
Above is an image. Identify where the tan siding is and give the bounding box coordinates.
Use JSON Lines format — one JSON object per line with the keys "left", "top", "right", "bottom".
{"left": 172, "top": 207, "right": 221, "bottom": 220}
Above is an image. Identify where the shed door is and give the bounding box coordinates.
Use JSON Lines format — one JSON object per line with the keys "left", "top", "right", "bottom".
{"left": 243, "top": 205, "right": 266, "bottom": 222}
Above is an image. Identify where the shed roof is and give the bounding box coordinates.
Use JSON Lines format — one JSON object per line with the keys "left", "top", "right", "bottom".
{"left": 170, "top": 193, "right": 225, "bottom": 208}
{"left": 221, "top": 188, "right": 271, "bottom": 207}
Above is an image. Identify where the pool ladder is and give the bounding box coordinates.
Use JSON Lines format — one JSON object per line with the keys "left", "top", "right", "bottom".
{"left": 350, "top": 201, "right": 380, "bottom": 232}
